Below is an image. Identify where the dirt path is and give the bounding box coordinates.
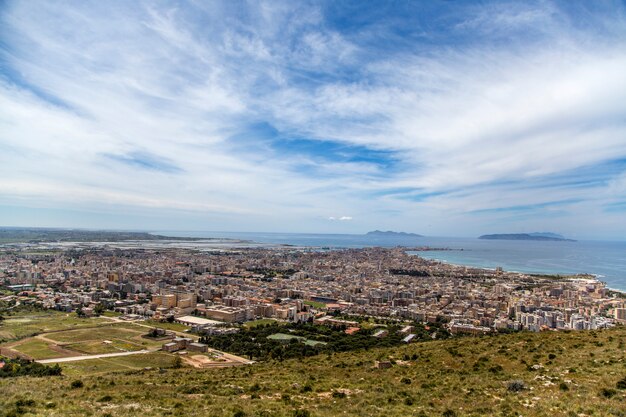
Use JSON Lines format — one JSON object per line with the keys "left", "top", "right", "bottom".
{"left": 36, "top": 348, "right": 158, "bottom": 363}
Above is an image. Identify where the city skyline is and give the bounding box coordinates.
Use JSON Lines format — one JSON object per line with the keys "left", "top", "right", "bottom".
{"left": 1, "top": 1, "right": 626, "bottom": 239}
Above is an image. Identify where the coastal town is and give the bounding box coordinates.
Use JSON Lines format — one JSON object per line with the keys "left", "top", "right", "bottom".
{"left": 2, "top": 244, "right": 624, "bottom": 339}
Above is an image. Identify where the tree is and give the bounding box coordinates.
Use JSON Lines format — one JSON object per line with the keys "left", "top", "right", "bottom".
{"left": 172, "top": 356, "right": 183, "bottom": 369}
{"left": 94, "top": 303, "right": 105, "bottom": 316}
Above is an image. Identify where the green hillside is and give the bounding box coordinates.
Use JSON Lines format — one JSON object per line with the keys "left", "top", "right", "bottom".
{"left": 1, "top": 326, "right": 625, "bottom": 417}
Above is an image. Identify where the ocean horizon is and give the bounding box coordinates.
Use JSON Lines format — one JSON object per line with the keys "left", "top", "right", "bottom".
{"left": 151, "top": 230, "right": 626, "bottom": 292}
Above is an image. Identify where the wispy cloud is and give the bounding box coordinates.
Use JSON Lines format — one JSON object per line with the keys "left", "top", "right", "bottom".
{"left": 0, "top": 0, "right": 625, "bottom": 237}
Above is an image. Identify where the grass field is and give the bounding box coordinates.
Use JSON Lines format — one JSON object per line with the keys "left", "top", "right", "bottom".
{"left": 304, "top": 300, "right": 327, "bottom": 309}
{"left": 9, "top": 339, "right": 65, "bottom": 360}
{"left": 59, "top": 352, "right": 179, "bottom": 376}
{"left": 43, "top": 325, "right": 146, "bottom": 344}
{"left": 243, "top": 318, "right": 280, "bottom": 328}
{"left": 1, "top": 327, "right": 626, "bottom": 416}
{"left": 144, "top": 319, "right": 191, "bottom": 332}
{"left": 3, "top": 321, "right": 164, "bottom": 360}
{"left": 0, "top": 311, "right": 109, "bottom": 342}
{"left": 64, "top": 339, "right": 144, "bottom": 355}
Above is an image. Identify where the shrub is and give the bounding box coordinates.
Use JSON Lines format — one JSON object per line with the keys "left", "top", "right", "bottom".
{"left": 97, "top": 395, "right": 113, "bottom": 402}
{"left": 616, "top": 377, "right": 626, "bottom": 390}
{"left": 548, "top": 353, "right": 557, "bottom": 360}
{"left": 70, "top": 380, "right": 84, "bottom": 389}
{"left": 442, "top": 410, "right": 456, "bottom": 417}
{"left": 332, "top": 391, "right": 346, "bottom": 399}
{"left": 233, "top": 410, "right": 247, "bottom": 417}
{"left": 507, "top": 380, "right": 526, "bottom": 392}
{"left": 600, "top": 388, "right": 616, "bottom": 398}
{"left": 400, "top": 377, "right": 412, "bottom": 385}
{"left": 293, "top": 410, "right": 311, "bottom": 417}
{"left": 559, "top": 382, "right": 569, "bottom": 391}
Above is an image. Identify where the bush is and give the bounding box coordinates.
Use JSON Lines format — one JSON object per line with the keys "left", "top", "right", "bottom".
{"left": 70, "top": 380, "right": 84, "bottom": 389}
{"left": 600, "top": 388, "right": 616, "bottom": 398}
{"left": 507, "top": 380, "right": 526, "bottom": 392}
{"left": 97, "top": 395, "right": 113, "bottom": 402}
{"left": 293, "top": 410, "right": 311, "bottom": 417}
{"left": 400, "top": 377, "right": 412, "bottom": 385}
{"left": 559, "top": 382, "right": 569, "bottom": 391}
{"left": 332, "top": 391, "right": 346, "bottom": 399}
{"left": 616, "top": 377, "right": 626, "bottom": 390}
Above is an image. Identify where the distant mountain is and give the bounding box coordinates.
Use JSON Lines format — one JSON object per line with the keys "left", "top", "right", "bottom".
{"left": 366, "top": 230, "right": 423, "bottom": 237}
{"left": 479, "top": 233, "right": 575, "bottom": 242}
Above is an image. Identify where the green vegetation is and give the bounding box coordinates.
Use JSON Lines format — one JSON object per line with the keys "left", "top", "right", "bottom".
{"left": 0, "top": 310, "right": 109, "bottom": 342}
{"left": 2, "top": 319, "right": 163, "bottom": 360}
{"left": 267, "top": 333, "right": 327, "bottom": 346}
{"left": 8, "top": 339, "right": 64, "bottom": 360}
{"left": 243, "top": 318, "right": 280, "bottom": 328}
{"left": 58, "top": 352, "right": 178, "bottom": 377}
{"left": 1, "top": 327, "right": 625, "bottom": 416}
{"left": 200, "top": 322, "right": 449, "bottom": 361}
{"left": 0, "top": 357, "right": 62, "bottom": 378}
{"left": 145, "top": 319, "right": 190, "bottom": 332}
{"left": 303, "top": 300, "right": 327, "bottom": 309}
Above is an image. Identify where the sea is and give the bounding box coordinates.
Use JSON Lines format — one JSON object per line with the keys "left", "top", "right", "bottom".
{"left": 151, "top": 231, "right": 626, "bottom": 291}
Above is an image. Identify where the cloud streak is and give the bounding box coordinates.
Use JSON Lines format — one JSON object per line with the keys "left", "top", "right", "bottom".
{"left": 0, "top": 0, "right": 625, "bottom": 238}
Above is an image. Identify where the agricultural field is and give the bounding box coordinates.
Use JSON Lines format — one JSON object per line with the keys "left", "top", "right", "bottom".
{"left": 1, "top": 326, "right": 625, "bottom": 416}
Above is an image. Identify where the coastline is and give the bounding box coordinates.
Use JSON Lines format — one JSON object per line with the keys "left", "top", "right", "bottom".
{"left": 412, "top": 251, "right": 626, "bottom": 294}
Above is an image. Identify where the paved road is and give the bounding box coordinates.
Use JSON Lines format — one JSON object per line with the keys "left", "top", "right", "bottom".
{"left": 37, "top": 349, "right": 157, "bottom": 364}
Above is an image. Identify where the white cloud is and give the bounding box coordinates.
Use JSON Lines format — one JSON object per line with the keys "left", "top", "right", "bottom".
{"left": 0, "top": 1, "right": 625, "bottom": 237}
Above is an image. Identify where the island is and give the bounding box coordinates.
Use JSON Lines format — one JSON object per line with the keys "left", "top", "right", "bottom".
{"left": 479, "top": 233, "right": 576, "bottom": 242}
{"left": 366, "top": 230, "right": 423, "bottom": 237}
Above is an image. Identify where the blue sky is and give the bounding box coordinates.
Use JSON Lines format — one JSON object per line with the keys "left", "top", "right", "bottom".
{"left": 1, "top": 0, "right": 626, "bottom": 239}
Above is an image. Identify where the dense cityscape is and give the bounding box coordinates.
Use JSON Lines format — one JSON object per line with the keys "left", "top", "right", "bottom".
{"left": 2, "top": 244, "right": 624, "bottom": 339}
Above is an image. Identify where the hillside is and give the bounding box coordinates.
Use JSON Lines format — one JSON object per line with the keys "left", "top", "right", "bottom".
{"left": 1, "top": 326, "right": 625, "bottom": 417}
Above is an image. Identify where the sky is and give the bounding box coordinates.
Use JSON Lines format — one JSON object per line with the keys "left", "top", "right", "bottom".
{"left": 1, "top": 0, "right": 626, "bottom": 239}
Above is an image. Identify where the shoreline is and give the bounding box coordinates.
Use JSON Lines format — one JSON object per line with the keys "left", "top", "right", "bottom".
{"left": 412, "top": 251, "right": 626, "bottom": 294}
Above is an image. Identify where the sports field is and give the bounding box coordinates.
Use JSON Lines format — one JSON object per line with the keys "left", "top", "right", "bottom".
{"left": 2, "top": 320, "right": 164, "bottom": 360}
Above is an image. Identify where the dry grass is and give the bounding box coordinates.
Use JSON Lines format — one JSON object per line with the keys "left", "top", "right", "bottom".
{"left": 1, "top": 326, "right": 625, "bottom": 416}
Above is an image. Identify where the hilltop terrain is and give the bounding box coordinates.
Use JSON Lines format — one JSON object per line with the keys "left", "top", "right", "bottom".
{"left": 1, "top": 322, "right": 625, "bottom": 417}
